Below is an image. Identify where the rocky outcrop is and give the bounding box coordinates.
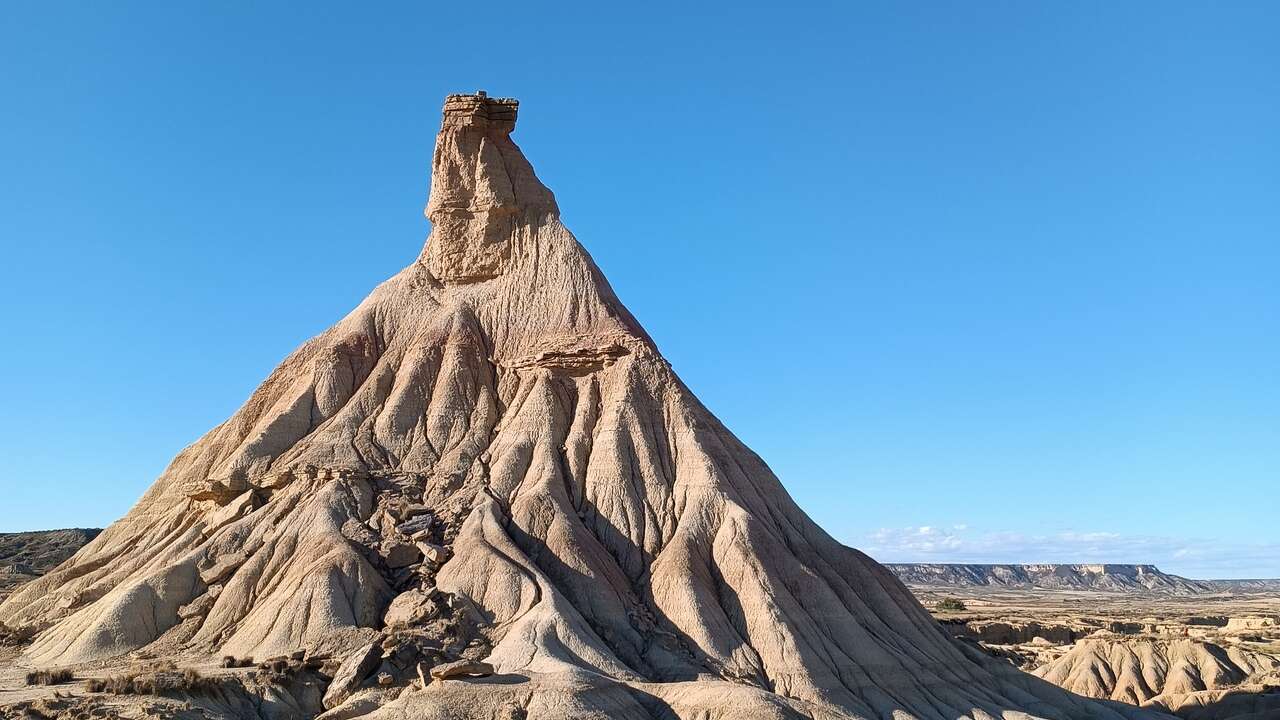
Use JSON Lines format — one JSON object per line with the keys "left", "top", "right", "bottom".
{"left": 889, "top": 564, "right": 1214, "bottom": 595}
{"left": 0, "top": 94, "right": 1170, "bottom": 720}
{"left": 949, "top": 619, "right": 1083, "bottom": 645}
{"left": 1224, "top": 617, "right": 1278, "bottom": 632}
{"left": 1155, "top": 685, "right": 1280, "bottom": 720}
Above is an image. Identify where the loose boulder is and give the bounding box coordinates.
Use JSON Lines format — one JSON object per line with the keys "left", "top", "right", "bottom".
{"left": 429, "top": 660, "right": 494, "bottom": 681}
{"left": 383, "top": 589, "right": 439, "bottom": 627}
{"left": 381, "top": 541, "right": 421, "bottom": 569}
{"left": 322, "top": 642, "right": 383, "bottom": 710}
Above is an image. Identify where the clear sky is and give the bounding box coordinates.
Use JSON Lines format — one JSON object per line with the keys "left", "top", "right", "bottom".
{"left": 1, "top": 2, "right": 1276, "bottom": 578}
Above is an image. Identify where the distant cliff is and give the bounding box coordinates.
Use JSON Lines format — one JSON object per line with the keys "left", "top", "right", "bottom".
{"left": 886, "top": 563, "right": 1214, "bottom": 595}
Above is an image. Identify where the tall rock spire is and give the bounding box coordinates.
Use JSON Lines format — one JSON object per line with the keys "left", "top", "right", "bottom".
{"left": 422, "top": 92, "right": 557, "bottom": 283}
{"left": 0, "top": 92, "right": 1167, "bottom": 720}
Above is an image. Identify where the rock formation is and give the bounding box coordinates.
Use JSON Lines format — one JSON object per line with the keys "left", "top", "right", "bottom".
{"left": 0, "top": 94, "right": 1171, "bottom": 719}
{"left": 1034, "top": 638, "right": 1280, "bottom": 712}
{"left": 888, "top": 565, "right": 1213, "bottom": 596}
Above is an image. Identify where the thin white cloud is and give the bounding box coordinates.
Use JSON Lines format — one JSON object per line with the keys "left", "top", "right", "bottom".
{"left": 859, "top": 525, "right": 1279, "bottom": 580}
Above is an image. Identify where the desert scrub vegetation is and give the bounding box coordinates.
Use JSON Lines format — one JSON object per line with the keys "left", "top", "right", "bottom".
{"left": 935, "top": 597, "right": 968, "bottom": 611}
{"left": 84, "top": 667, "right": 217, "bottom": 695}
{"left": 220, "top": 655, "right": 255, "bottom": 668}
{"left": 25, "top": 668, "right": 74, "bottom": 685}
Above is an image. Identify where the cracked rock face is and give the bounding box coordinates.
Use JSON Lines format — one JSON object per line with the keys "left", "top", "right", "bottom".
{"left": 0, "top": 94, "right": 1169, "bottom": 720}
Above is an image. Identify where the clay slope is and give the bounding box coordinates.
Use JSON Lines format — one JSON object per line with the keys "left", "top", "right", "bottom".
{"left": 1033, "top": 638, "right": 1280, "bottom": 709}
{"left": 888, "top": 565, "right": 1212, "bottom": 596}
{"left": 0, "top": 94, "right": 1168, "bottom": 720}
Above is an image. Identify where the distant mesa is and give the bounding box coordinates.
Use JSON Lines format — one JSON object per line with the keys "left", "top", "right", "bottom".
{"left": 887, "top": 563, "right": 1278, "bottom": 596}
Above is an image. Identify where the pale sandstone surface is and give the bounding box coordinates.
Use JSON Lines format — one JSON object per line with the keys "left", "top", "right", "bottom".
{"left": 0, "top": 94, "right": 1171, "bottom": 719}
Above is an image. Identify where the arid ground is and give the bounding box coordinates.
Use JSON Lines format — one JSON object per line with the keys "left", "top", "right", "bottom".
{"left": 4, "top": 530, "right": 1278, "bottom": 719}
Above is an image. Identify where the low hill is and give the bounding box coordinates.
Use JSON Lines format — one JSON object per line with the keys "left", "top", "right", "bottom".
{"left": 0, "top": 528, "right": 101, "bottom": 598}
{"left": 1033, "top": 637, "right": 1280, "bottom": 712}
{"left": 1209, "top": 579, "right": 1280, "bottom": 593}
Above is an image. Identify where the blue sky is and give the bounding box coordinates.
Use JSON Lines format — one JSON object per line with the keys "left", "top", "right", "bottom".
{"left": 1, "top": 2, "right": 1276, "bottom": 578}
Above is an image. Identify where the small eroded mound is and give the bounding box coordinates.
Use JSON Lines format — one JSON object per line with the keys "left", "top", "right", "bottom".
{"left": 1033, "top": 638, "right": 1280, "bottom": 710}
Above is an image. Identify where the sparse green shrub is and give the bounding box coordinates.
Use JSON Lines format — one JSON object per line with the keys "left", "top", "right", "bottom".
{"left": 935, "top": 597, "right": 967, "bottom": 612}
